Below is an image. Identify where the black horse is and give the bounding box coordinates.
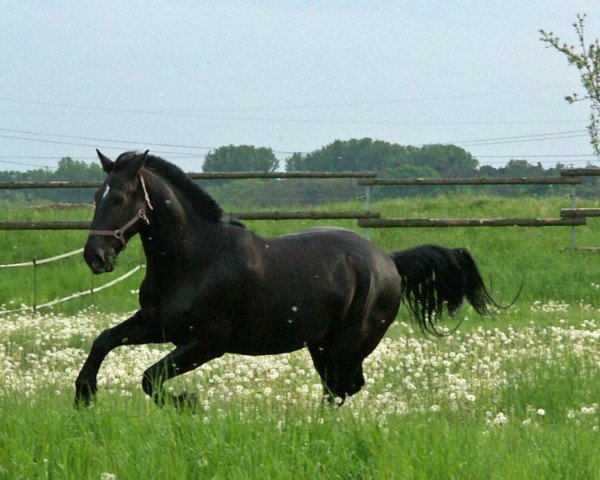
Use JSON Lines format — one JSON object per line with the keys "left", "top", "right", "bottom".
{"left": 77, "top": 150, "right": 502, "bottom": 407}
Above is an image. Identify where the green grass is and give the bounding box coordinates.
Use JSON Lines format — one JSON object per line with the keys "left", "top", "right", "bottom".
{"left": 0, "top": 316, "right": 597, "bottom": 479}
{"left": 0, "top": 195, "right": 599, "bottom": 479}
{"left": 0, "top": 401, "right": 596, "bottom": 479}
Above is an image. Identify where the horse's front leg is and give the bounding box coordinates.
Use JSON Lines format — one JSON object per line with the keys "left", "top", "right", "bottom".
{"left": 141, "top": 339, "right": 224, "bottom": 408}
{"left": 75, "top": 310, "right": 165, "bottom": 406}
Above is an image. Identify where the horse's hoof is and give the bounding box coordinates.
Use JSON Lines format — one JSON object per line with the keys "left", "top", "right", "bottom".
{"left": 74, "top": 380, "right": 97, "bottom": 408}
{"left": 74, "top": 393, "right": 93, "bottom": 409}
{"left": 321, "top": 393, "right": 345, "bottom": 408}
{"left": 170, "top": 391, "right": 198, "bottom": 411}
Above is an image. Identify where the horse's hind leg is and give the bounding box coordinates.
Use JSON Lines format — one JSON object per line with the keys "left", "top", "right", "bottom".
{"left": 308, "top": 345, "right": 336, "bottom": 404}
{"left": 75, "top": 310, "right": 165, "bottom": 406}
{"left": 311, "top": 311, "right": 395, "bottom": 406}
{"left": 309, "top": 344, "right": 366, "bottom": 405}
{"left": 141, "top": 340, "right": 223, "bottom": 408}
{"left": 329, "top": 319, "right": 395, "bottom": 403}
{"left": 326, "top": 359, "right": 366, "bottom": 405}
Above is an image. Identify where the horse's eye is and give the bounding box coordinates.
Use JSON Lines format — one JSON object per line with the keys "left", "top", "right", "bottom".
{"left": 113, "top": 196, "right": 124, "bottom": 206}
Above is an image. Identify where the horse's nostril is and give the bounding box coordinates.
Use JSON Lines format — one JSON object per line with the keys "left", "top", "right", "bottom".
{"left": 84, "top": 251, "right": 106, "bottom": 273}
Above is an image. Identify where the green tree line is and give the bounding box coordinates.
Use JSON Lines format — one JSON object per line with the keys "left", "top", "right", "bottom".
{"left": 0, "top": 157, "right": 105, "bottom": 203}
{"left": 1, "top": 140, "right": 597, "bottom": 207}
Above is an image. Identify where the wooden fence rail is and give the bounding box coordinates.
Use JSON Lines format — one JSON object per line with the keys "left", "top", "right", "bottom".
{"left": 0, "top": 211, "right": 381, "bottom": 230}
{"left": 561, "top": 208, "right": 600, "bottom": 218}
{"left": 560, "top": 168, "right": 600, "bottom": 177}
{"left": 0, "top": 172, "right": 592, "bottom": 239}
{"left": 358, "top": 217, "right": 586, "bottom": 228}
{"left": 358, "top": 177, "right": 582, "bottom": 186}
{"left": 0, "top": 171, "right": 377, "bottom": 190}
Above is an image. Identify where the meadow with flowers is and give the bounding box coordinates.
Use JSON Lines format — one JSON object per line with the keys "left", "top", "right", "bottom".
{"left": 1, "top": 195, "right": 599, "bottom": 479}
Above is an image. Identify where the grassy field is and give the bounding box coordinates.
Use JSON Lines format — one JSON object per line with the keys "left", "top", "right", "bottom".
{"left": 0, "top": 194, "right": 599, "bottom": 479}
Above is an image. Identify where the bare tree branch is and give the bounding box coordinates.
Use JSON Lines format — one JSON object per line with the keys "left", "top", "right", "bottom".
{"left": 540, "top": 14, "right": 600, "bottom": 156}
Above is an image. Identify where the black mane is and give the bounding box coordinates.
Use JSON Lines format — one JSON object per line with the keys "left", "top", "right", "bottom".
{"left": 115, "top": 151, "right": 225, "bottom": 223}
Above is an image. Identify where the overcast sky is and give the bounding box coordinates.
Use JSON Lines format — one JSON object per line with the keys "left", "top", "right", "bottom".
{"left": 1, "top": 1, "right": 600, "bottom": 172}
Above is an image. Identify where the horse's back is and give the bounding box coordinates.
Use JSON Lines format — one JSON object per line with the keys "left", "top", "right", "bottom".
{"left": 273, "top": 227, "right": 398, "bottom": 276}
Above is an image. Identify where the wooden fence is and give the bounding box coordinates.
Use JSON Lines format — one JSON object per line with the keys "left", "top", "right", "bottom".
{"left": 359, "top": 176, "right": 584, "bottom": 246}
{"left": 3, "top": 168, "right": 598, "bottom": 313}
{"left": 558, "top": 167, "right": 600, "bottom": 252}
{"left": 0, "top": 211, "right": 381, "bottom": 231}
{"left": 359, "top": 217, "right": 585, "bottom": 228}
{"left": 0, "top": 171, "right": 379, "bottom": 228}
{"left": 358, "top": 177, "right": 581, "bottom": 186}
{"left": 0, "top": 171, "right": 377, "bottom": 190}
{"left": 0, "top": 170, "right": 595, "bottom": 239}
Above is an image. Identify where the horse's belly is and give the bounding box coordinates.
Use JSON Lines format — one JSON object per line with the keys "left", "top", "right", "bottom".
{"left": 225, "top": 262, "right": 351, "bottom": 354}
{"left": 227, "top": 308, "right": 332, "bottom": 355}
{"left": 226, "top": 340, "right": 306, "bottom": 356}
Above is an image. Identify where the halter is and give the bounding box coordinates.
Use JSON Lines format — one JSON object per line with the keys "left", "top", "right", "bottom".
{"left": 88, "top": 175, "right": 154, "bottom": 248}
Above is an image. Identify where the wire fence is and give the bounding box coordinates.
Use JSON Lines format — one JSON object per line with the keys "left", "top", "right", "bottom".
{"left": 0, "top": 264, "right": 142, "bottom": 315}
{"left": 0, "top": 247, "right": 83, "bottom": 268}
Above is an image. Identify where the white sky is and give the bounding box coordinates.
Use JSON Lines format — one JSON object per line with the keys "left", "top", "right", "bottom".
{"left": 1, "top": 1, "right": 600, "bottom": 172}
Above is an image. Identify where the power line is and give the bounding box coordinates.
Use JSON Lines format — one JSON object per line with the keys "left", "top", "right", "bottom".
{"left": 0, "top": 110, "right": 585, "bottom": 126}
{"left": 0, "top": 128, "right": 300, "bottom": 155}
{"left": 0, "top": 157, "right": 593, "bottom": 170}
{"left": 0, "top": 85, "right": 578, "bottom": 113}
{"left": 0, "top": 133, "right": 211, "bottom": 157}
{"left": 0, "top": 155, "right": 98, "bottom": 160}
{"left": 0, "top": 129, "right": 215, "bottom": 151}
{"left": 475, "top": 154, "right": 596, "bottom": 158}
{"left": 458, "top": 133, "right": 588, "bottom": 147}
{"left": 1, "top": 127, "right": 591, "bottom": 157}
{"left": 0, "top": 159, "right": 56, "bottom": 169}
{"left": 477, "top": 159, "right": 595, "bottom": 165}
{"left": 0, "top": 155, "right": 199, "bottom": 160}
{"left": 445, "top": 129, "right": 585, "bottom": 144}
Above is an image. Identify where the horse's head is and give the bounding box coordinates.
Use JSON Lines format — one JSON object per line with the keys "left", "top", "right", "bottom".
{"left": 84, "top": 150, "right": 152, "bottom": 274}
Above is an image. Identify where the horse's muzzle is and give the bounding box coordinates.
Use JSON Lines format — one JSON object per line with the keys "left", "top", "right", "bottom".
{"left": 84, "top": 241, "right": 117, "bottom": 274}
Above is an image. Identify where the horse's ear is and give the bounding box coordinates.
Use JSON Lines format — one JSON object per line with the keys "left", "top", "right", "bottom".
{"left": 122, "top": 150, "right": 149, "bottom": 179}
{"left": 96, "top": 149, "right": 114, "bottom": 173}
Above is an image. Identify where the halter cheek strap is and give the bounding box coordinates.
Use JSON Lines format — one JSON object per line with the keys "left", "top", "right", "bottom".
{"left": 88, "top": 175, "right": 154, "bottom": 248}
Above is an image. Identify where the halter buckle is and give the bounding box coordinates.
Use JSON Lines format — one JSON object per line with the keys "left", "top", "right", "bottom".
{"left": 139, "top": 209, "right": 150, "bottom": 225}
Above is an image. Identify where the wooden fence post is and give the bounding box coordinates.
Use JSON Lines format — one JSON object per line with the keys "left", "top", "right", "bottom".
{"left": 32, "top": 257, "right": 37, "bottom": 314}
{"left": 570, "top": 184, "right": 577, "bottom": 250}
{"left": 364, "top": 184, "right": 372, "bottom": 239}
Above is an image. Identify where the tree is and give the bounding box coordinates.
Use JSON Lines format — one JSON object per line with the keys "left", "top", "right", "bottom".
{"left": 54, "top": 157, "right": 104, "bottom": 181}
{"left": 540, "top": 15, "right": 600, "bottom": 156}
{"left": 286, "top": 138, "right": 412, "bottom": 172}
{"left": 0, "top": 157, "right": 105, "bottom": 203}
{"left": 203, "top": 145, "right": 279, "bottom": 172}
{"left": 410, "top": 144, "right": 478, "bottom": 178}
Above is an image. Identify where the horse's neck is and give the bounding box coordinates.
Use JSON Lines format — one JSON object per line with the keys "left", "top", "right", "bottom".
{"left": 140, "top": 174, "right": 221, "bottom": 275}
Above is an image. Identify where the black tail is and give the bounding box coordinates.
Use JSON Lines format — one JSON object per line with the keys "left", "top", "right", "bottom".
{"left": 390, "top": 244, "right": 518, "bottom": 336}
